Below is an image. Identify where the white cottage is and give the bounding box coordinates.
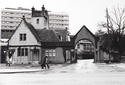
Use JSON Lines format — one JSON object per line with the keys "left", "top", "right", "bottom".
{"left": 8, "top": 17, "right": 42, "bottom": 64}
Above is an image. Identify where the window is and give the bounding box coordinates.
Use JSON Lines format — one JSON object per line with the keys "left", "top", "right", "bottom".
{"left": 25, "top": 48, "right": 28, "bottom": 56}
{"left": 20, "top": 33, "right": 26, "bottom": 41}
{"left": 24, "top": 34, "right": 26, "bottom": 40}
{"left": 52, "top": 50, "right": 56, "bottom": 56}
{"left": 10, "top": 17, "right": 13, "bottom": 19}
{"left": 36, "top": 19, "right": 39, "bottom": 24}
{"left": 10, "top": 12, "right": 14, "bottom": 14}
{"left": 20, "top": 34, "right": 23, "bottom": 41}
{"left": 10, "top": 26, "right": 13, "bottom": 28}
{"left": 21, "top": 48, "right": 24, "bottom": 56}
{"left": 58, "top": 35, "right": 62, "bottom": 41}
{"left": 17, "top": 48, "right": 28, "bottom": 56}
{"left": 10, "top": 22, "right": 13, "bottom": 23}
{"left": 18, "top": 48, "right": 21, "bottom": 56}
{"left": 2, "top": 22, "right": 5, "bottom": 24}
{"left": 45, "top": 49, "right": 56, "bottom": 57}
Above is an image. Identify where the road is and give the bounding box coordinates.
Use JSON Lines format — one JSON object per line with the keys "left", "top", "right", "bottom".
{"left": 0, "top": 59, "right": 125, "bottom": 85}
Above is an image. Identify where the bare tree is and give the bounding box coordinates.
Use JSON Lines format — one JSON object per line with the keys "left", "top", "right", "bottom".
{"left": 99, "top": 7, "right": 125, "bottom": 62}
{"left": 100, "top": 7, "right": 125, "bottom": 34}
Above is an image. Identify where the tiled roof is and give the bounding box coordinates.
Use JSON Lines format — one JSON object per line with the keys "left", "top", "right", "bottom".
{"left": 74, "top": 25, "right": 96, "bottom": 39}
{"left": 55, "top": 29, "right": 68, "bottom": 41}
{"left": 36, "top": 29, "right": 60, "bottom": 42}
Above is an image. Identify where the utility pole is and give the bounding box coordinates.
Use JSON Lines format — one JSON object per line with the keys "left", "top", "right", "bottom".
{"left": 106, "top": 8, "right": 110, "bottom": 34}
{"left": 106, "top": 8, "right": 111, "bottom": 63}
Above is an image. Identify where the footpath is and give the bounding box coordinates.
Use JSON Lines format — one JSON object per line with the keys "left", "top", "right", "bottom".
{"left": 0, "top": 64, "right": 67, "bottom": 74}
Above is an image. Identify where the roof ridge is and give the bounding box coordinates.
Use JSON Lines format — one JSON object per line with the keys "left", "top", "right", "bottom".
{"left": 74, "top": 25, "right": 96, "bottom": 39}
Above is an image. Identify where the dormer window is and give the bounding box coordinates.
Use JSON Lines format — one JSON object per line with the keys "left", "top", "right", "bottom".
{"left": 20, "top": 33, "right": 26, "bottom": 41}
{"left": 36, "top": 19, "right": 39, "bottom": 24}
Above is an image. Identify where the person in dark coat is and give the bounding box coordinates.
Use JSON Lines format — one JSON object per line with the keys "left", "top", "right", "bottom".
{"left": 44, "top": 56, "right": 50, "bottom": 69}
{"left": 6, "top": 51, "right": 11, "bottom": 67}
{"left": 41, "top": 56, "right": 46, "bottom": 69}
{"left": 41, "top": 56, "right": 50, "bottom": 69}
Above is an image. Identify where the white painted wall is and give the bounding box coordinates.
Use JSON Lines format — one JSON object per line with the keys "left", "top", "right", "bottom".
{"left": 31, "top": 17, "right": 48, "bottom": 29}
{"left": 9, "top": 20, "right": 40, "bottom": 46}
{"left": 10, "top": 47, "right": 29, "bottom": 64}
{"left": 9, "top": 20, "right": 41, "bottom": 64}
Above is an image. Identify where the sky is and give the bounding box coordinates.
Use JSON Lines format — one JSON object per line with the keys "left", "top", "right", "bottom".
{"left": 0, "top": 0, "right": 125, "bottom": 35}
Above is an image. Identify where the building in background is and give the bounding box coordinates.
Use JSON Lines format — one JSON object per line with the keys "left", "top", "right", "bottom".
{"left": 1, "top": 7, "right": 31, "bottom": 31}
{"left": 1, "top": 7, "right": 69, "bottom": 31}
{"left": 49, "top": 12, "right": 69, "bottom": 30}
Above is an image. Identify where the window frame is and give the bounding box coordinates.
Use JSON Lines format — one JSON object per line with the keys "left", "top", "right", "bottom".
{"left": 36, "top": 19, "right": 39, "bottom": 24}
{"left": 17, "top": 48, "right": 28, "bottom": 56}
{"left": 45, "top": 49, "right": 56, "bottom": 57}
{"left": 20, "top": 33, "right": 27, "bottom": 41}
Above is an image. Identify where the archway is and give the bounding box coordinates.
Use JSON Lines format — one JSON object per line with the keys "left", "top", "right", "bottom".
{"left": 74, "top": 25, "right": 97, "bottom": 62}
{"left": 75, "top": 39, "right": 94, "bottom": 59}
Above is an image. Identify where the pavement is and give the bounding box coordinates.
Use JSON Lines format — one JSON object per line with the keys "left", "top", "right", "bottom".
{"left": 0, "top": 63, "right": 68, "bottom": 74}
{"left": 1, "top": 61, "right": 125, "bottom": 74}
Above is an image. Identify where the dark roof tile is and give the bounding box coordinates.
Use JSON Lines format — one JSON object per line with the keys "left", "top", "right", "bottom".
{"left": 36, "top": 29, "right": 60, "bottom": 42}
{"left": 55, "top": 29, "right": 68, "bottom": 41}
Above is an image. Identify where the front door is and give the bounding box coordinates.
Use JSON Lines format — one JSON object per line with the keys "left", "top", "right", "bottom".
{"left": 32, "top": 49, "right": 39, "bottom": 62}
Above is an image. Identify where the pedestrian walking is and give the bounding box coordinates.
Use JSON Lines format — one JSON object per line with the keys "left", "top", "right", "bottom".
{"left": 6, "top": 51, "right": 11, "bottom": 67}
{"left": 6, "top": 56, "right": 11, "bottom": 66}
{"left": 44, "top": 56, "right": 50, "bottom": 69}
{"left": 40, "top": 56, "right": 50, "bottom": 69}
{"left": 41, "top": 62, "right": 46, "bottom": 69}
{"left": 40, "top": 57, "right": 46, "bottom": 69}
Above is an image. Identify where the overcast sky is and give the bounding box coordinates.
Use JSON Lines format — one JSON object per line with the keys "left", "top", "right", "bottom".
{"left": 0, "top": 0, "right": 125, "bottom": 35}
